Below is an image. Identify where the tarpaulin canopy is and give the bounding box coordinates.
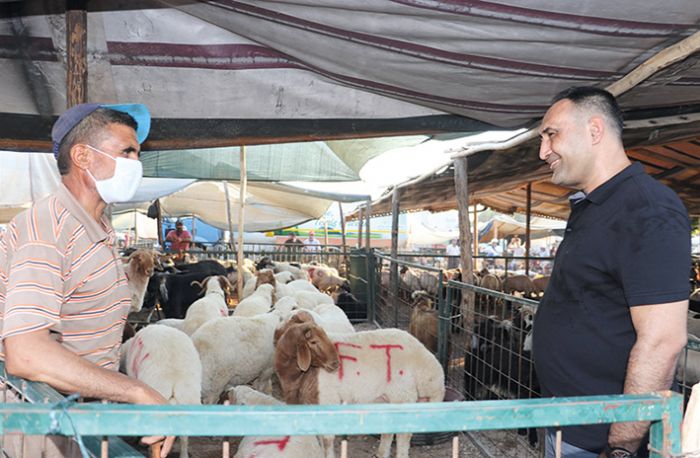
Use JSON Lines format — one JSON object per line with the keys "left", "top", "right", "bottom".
{"left": 478, "top": 215, "right": 566, "bottom": 243}
{"left": 3, "top": 1, "right": 698, "bottom": 153}
{"left": 140, "top": 136, "right": 426, "bottom": 181}
{"left": 0, "top": 151, "right": 366, "bottom": 231}
{"left": 116, "top": 181, "right": 338, "bottom": 232}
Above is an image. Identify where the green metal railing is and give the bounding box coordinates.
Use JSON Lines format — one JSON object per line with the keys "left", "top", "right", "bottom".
{"left": 0, "top": 393, "right": 683, "bottom": 458}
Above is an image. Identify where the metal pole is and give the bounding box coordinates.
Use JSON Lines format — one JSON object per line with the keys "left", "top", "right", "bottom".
{"left": 338, "top": 202, "right": 348, "bottom": 273}
{"left": 364, "top": 199, "right": 374, "bottom": 319}
{"left": 357, "top": 208, "right": 363, "bottom": 250}
{"left": 390, "top": 189, "right": 401, "bottom": 325}
{"left": 365, "top": 198, "right": 372, "bottom": 252}
{"left": 438, "top": 274, "right": 450, "bottom": 373}
{"left": 236, "top": 146, "right": 247, "bottom": 300}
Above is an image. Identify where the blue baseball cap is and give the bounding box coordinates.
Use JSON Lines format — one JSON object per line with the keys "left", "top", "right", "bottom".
{"left": 51, "top": 103, "right": 151, "bottom": 158}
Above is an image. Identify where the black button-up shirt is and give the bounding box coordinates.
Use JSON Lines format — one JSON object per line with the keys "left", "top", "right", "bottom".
{"left": 533, "top": 162, "right": 691, "bottom": 452}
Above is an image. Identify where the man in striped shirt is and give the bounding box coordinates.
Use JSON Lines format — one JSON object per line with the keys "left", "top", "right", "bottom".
{"left": 0, "top": 103, "right": 174, "bottom": 457}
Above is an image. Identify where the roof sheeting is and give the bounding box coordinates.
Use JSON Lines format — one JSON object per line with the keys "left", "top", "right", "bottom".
{"left": 1, "top": 1, "right": 699, "bottom": 152}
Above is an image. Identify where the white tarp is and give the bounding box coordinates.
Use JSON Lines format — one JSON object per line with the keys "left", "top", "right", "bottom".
{"left": 0, "top": 152, "right": 337, "bottom": 231}
{"left": 479, "top": 214, "right": 566, "bottom": 242}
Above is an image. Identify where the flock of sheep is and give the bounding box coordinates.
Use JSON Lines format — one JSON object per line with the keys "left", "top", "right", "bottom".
{"left": 119, "top": 250, "right": 446, "bottom": 458}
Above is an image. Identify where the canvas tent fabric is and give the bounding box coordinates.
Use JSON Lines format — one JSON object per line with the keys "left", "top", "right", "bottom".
{"left": 116, "top": 181, "right": 337, "bottom": 233}
{"left": 2, "top": 1, "right": 699, "bottom": 152}
{"left": 478, "top": 215, "right": 566, "bottom": 243}
{"left": 0, "top": 151, "right": 346, "bottom": 231}
{"left": 139, "top": 135, "right": 426, "bottom": 181}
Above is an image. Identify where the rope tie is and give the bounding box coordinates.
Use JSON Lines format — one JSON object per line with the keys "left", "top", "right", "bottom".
{"left": 48, "top": 393, "right": 89, "bottom": 458}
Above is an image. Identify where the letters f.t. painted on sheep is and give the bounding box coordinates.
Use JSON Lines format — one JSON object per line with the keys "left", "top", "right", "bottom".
{"left": 335, "top": 341, "right": 361, "bottom": 380}
{"left": 335, "top": 341, "right": 405, "bottom": 383}
{"left": 370, "top": 344, "right": 404, "bottom": 382}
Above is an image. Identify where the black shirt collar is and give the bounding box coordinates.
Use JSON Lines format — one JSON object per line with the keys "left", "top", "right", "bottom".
{"left": 568, "top": 162, "right": 644, "bottom": 208}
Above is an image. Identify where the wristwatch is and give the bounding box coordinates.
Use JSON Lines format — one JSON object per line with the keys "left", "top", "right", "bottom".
{"left": 603, "top": 444, "right": 637, "bottom": 458}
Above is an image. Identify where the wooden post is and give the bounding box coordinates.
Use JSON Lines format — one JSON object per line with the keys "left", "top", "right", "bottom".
{"left": 324, "top": 220, "right": 329, "bottom": 246}
{"left": 155, "top": 200, "right": 163, "bottom": 247}
{"left": 390, "top": 189, "right": 401, "bottom": 309}
{"left": 66, "top": 1, "right": 87, "bottom": 108}
{"left": 236, "top": 146, "right": 247, "bottom": 300}
{"left": 223, "top": 181, "right": 235, "bottom": 251}
{"left": 525, "top": 182, "right": 532, "bottom": 277}
{"left": 453, "top": 157, "right": 475, "bottom": 335}
{"left": 473, "top": 205, "right": 479, "bottom": 267}
{"left": 191, "top": 216, "right": 197, "bottom": 244}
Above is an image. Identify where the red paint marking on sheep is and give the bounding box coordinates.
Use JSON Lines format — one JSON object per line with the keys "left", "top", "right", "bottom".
{"left": 370, "top": 344, "right": 404, "bottom": 383}
{"left": 252, "top": 435, "right": 290, "bottom": 451}
{"left": 130, "top": 337, "right": 144, "bottom": 378}
{"left": 335, "top": 342, "right": 362, "bottom": 380}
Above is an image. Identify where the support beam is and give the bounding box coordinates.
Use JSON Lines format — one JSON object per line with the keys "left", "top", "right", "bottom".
{"left": 224, "top": 181, "right": 235, "bottom": 251}
{"left": 155, "top": 200, "right": 163, "bottom": 247}
{"left": 453, "top": 157, "right": 475, "bottom": 336}
{"left": 390, "top": 189, "right": 401, "bottom": 311}
{"left": 338, "top": 202, "right": 348, "bottom": 268}
{"left": 525, "top": 183, "right": 532, "bottom": 277}
{"left": 236, "top": 146, "right": 247, "bottom": 300}
{"left": 365, "top": 199, "right": 372, "bottom": 252}
{"left": 357, "top": 208, "right": 363, "bottom": 249}
{"left": 66, "top": 2, "right": 87, "bottom": 108}
{"left": 473, "top": 205, "right": 479, "bottom": 263}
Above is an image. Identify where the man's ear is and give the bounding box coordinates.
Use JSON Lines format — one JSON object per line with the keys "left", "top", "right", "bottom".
{"left": 588, "top": 116, "right": 605, "bottom": 145}
{"left": 70, "top": 144, "right": 92, "bottom": 170}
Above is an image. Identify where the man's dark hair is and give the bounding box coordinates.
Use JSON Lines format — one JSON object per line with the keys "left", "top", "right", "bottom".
{"left": 56, "top": 108, "right": 138, "bottom": 176}
{"left": 551, "top": 86, "right": 624, "bottom": 138}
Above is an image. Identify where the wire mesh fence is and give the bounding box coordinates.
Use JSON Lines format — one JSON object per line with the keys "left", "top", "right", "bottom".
{"left": 372, "top": 253, "right": 543, "bottom": 456}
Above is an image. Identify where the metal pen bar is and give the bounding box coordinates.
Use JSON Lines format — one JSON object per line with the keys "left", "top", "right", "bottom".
{"left": 0, "top": 393, "right": 680, "bottom": 440}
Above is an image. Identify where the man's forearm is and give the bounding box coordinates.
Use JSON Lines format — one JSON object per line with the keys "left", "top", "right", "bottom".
{"left": 607, "top": 339, "right": 681, "bottom": 452}
{"left": 5, "top": 332, "right": 164, "bottom": 405}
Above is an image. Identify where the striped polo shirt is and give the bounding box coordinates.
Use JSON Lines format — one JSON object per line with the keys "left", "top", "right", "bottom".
{"left": 0, "top": 183, "right": 130, "bottom": 370}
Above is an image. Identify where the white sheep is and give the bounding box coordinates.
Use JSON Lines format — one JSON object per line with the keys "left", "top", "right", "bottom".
{"left": 274, "top": 312, "right": 445, "bottom": 458}
{"left": 121, "top": 325, "right": 201, "bottom": 458}
{"left": 233, "top": 283, "right": 275, "bottom": 317}
{"left": 155, "top": 318, "right": 185, "bottom": 331}
{"left": 277, "top": 279, "right": 319, "bottom": 298}
{"left": 192, "top": 309, "right": 290, "bottom": 404}
{"left": 294, "top": 302, "right": 354, "bottom": 335}
{"left": 293, "top": 290, "right": 334, "bottom": 311}
{"left": 228, "top": 386, "right": 324, "bottom": 458}
{"left": 182, "top": 276, "right": 231, "bottom": 336}
{"left": 240, "top": 268, "right": 277, "bottom": 302}
{"left": 273, "top": 262, "right": 309, "bottom": 280}
{"left": 124, "top": 249, "right": 156, "bottom": 313}
{"left": 275, "top": 271, "right": 295, "bottom": 284}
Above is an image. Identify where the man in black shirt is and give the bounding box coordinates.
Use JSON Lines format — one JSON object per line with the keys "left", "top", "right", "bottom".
{"left": 532, "top": 87, "right": 690, "bottom": 458}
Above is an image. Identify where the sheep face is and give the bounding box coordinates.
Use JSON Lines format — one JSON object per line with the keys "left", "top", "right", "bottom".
{"left": 308, "top": 266, "right": 348, "bottom": 292}
{"left": 129, "top": 249, "right": 156, "bottom": 278}
{"left": 255, "top": 269, "right": 277, "bottom": 289}
{"left": 275, "top": 312, "right": 339, "bottom": 373}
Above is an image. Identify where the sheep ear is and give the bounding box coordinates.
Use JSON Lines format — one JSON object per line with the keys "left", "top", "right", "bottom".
{"left": 296, "top": 341, "right": 312, "bottom": 372}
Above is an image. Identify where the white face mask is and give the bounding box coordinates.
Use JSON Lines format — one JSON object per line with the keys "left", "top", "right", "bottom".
{"left": 86, "top": 145, "right": 143, "bottom": 204}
